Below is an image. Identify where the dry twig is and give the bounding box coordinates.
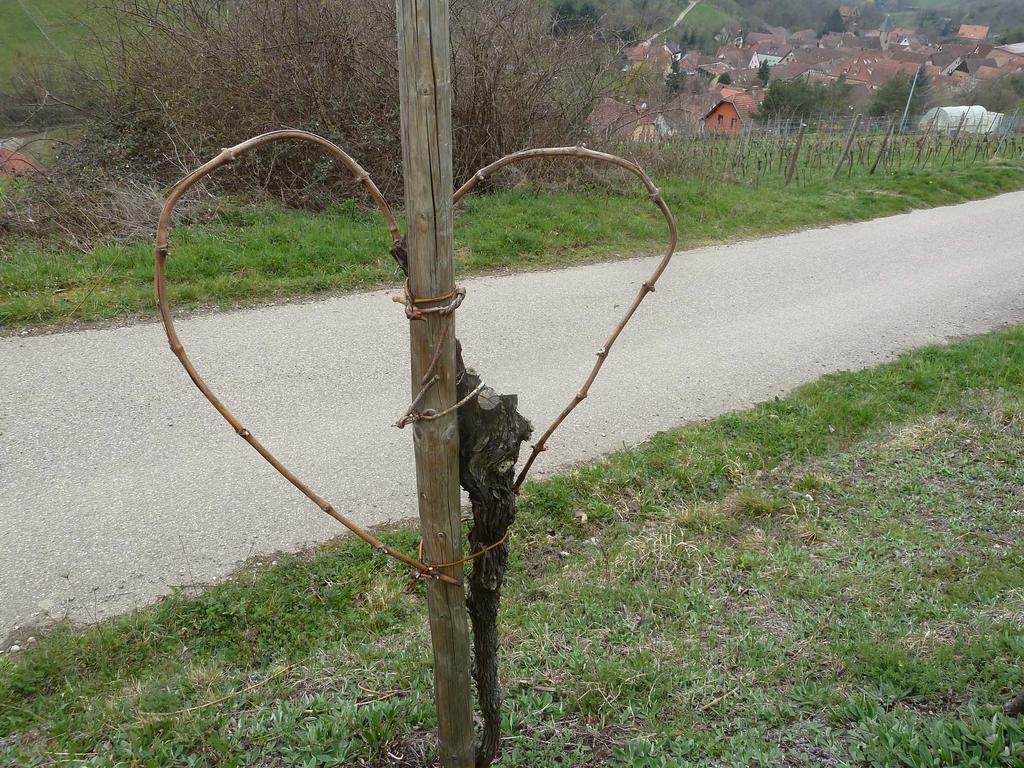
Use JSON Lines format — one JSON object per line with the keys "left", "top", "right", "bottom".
{"left": 452, "top": 145, "right": 678, "bottom": 491}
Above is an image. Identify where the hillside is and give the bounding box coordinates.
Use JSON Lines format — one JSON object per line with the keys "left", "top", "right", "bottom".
{"left": 556, "top": 0, "right": 1024, "bottom": 41}
{"left": 0, "top": 0, "right": 90, "bottom": 87}
{"left": 908, "top": 0, "right": 1024, "bottom": 36}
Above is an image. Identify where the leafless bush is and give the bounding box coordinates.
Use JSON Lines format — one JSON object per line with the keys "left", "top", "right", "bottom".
{"left": 0, "top": 170, "right": 219, "bottom": 251}
{"left": 2, "top": 0, "right": 613, "bottom": 245}
{"left": 59, "top": 0, "right": 609, "bottom": 204}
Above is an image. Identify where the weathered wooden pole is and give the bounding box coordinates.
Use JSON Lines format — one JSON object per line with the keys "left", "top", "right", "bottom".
{"left": 832, "top": 113, "right": 861, "bottom": 180}
{"left": 394, "top": 1, "right": 475, "bottom": 766}
{"left": 784, "top": 122, "right": 806, "bottom": 187}
{"left": 869, "top": 117, "right": 895, "bottom": 175}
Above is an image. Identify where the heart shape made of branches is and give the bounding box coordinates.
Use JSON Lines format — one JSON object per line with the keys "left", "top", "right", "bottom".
{"left": 154, "top": 129, "right": 677, "bottom": 584}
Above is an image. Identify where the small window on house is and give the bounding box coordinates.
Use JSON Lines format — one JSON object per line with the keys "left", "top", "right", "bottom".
{"left": 717, "top": 114, "right": 724, "bottom": 125}
{"left": 731, "top": 118, "right": 737, "bottom": 128}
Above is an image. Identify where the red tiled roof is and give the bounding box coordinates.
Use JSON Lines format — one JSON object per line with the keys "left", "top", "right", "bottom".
{"left": 768, "top": 61, "right": 815, "bottom": 80}
{"left": 700, "top": 61, "right": 733, "bottom": 76}
{"left": 702, "top": 90, "right": 765, "bottom": 124}
{"left": 974, "top": 65, "right": 1004, "bottom": 80}
{"left": 831, "top": 56, "right": 919, "bottom": 87}
{"left": 730, "top": 91, "right": 764, "bottom": 122}
{"left": 963, "top": 57, "right": 998, "bottom": 74}
{"left": 958, "top": 24, "right": 989, "bottom": 42}
{"left": 587, "top": 98, "right": 651, "bottom": 141}
{"left": 0, "top": 148, "right": 42, "bottom": 177}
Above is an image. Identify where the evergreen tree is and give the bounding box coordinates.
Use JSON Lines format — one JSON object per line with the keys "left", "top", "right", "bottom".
{"left": 870, "top": 67, "right": 931, "bottom": 119}
{"left": 821, "top": 74, "right": 852, "bottom": 114}
{"left": 756, "top": 78, "right": 857, "bottom": 122}
{"left": 756, "top": 79, "right": 820, "bottom": 121}
{"left": 822, "top": 8, "right": 845, "bottom": 35}
{"left": 552, "top": 2, "right": 598, "bottom": 35}
{"left": 667, "top": 58, "right": 685, "bottom": 94}
{"left": 758, "top": 58, "right": 771, "bottom": 85}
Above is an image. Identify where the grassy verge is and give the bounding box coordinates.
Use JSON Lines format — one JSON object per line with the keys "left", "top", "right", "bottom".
{"left": 3, "top": 159, "right": 1024, "bottom": 330}
{"left": 2, "top": 327, "right": 1023, "bottom": 766}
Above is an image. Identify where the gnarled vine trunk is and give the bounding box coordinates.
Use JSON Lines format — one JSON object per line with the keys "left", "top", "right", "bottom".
{"left": 455, "top": 344, "right": 532, "bottom": 766}
{"left": 392, "top": 242, "right": 531, "bottom": 766}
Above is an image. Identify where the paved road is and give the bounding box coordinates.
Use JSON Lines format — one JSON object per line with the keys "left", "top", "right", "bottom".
{"left": 644, "top": 0, "right": 700, "bottom": 46}
{"left": 3, "top": 192, "right": 1024, "bottom": 639}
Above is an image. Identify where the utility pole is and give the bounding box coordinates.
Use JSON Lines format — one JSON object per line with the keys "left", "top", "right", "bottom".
{"left": 899, "top": 66, "right": 920, "bottom": 134}
{"left": 395, "top": 2, "right": 475, "bottom": 766}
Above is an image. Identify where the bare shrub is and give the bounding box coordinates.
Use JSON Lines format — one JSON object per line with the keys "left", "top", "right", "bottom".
{"left": 61, "top": 0, "right": 609, "bottom": 204}
{"left": 0, "top": 172, "right": 216, "bottom": 251}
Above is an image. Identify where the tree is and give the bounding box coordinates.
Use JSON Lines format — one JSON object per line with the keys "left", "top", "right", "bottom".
{"left": 756, "top": 79, "right": 821, "bottom": 120}
{"left": 757, "top": 76, "right": 858, "bottom": 121}
{"left": 719, "top": 71, "right": 733, "bottom": 85}
{"left": 870, "top": 68, "right": 930, "bottom": 118}
{"left": 758, "top": 58, "right": 771, "bottom": 85}
{"left": 822, "top": 7, "right": 845, "bottom": 34}
{"left": 821, "top": 73, "right": 852, "bottom": 114}
{"left": 1004, "top": 26, "right": 1024, "bottom": 45}
{"left": 552, "top": 1, "right": 598, "bottom": 34}
{"left": 961, "top": 73, "right": 1024, "bottom": 113}
{"left": 667, "top": 57, "right": 685, "bottom": 93}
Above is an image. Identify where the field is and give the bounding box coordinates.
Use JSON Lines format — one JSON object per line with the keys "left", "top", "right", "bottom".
{"left": 0, "top": 0, "right": 89, "bottom": 84}
{"left": 2, "top": 327, "right": 1022, "bottom": 765}
{"left": 645, "top": 122, "right": 1024, "bottom": 184}
{"left": 2, "top": 129, "right": 1023, "bottom": 332}
{"left": 675, "top": 2, "right": 736, "bottom": 40}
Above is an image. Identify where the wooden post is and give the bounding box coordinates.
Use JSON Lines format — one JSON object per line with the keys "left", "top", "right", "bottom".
{"left": 869, "top": 118, "right": 895, "bottom": 176}
{"left": 784, "top": 122, "right": 806, "bottom": 187}
{"left": 832, "top": 113, "right": 861, "bottom": 180}
{"left": 394, "top": 2, "right": 475, "bottom": 766}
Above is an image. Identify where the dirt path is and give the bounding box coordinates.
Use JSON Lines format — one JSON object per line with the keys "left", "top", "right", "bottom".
{"left": 2, "top": 191, "right": 1024, "bottom": 639}
{"left": 644, "top": 0, "right": 700, "bottom": 46}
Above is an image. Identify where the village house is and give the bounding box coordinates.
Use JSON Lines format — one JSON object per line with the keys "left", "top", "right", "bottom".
{"left": 623, "top": 42, "right": 676, "bottom": 77}
{"left": 612, "top": 14, "right": 1024, "bottom": 139}
{"left": 990, "top": 45, "right": 1024, "bottom": 69}
{"left": 790, "top": 29, "right": 818, "bottom": 46}
{"left": 699, "top": 61, "right": 734, "bottom": 81}
{"left": 819, "top": 31, "right": 863, "bottom": 50}
{"left": 587, "top": 98, "right": 658, "bottom": 143}
{"left": 701, "top": 92, "right": 763, "bottom": 136}
{"left": 831, "top": 55, "right": 920, "bottom": 90}
{"left": 958, "top": 24, "right": 990, "bottom": 43}
{"left": 888, "top": 29, "right": 919, "bottom": 51}
{"left": 748, "top": 47, "right": 793, "bottom": 69}
{"left": 702, "top": 100, "right": 743, "bottom": 135}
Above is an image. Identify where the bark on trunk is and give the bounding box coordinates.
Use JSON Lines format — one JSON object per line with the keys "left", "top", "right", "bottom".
{"left": 455, "top": 343, "right": 532, "bottom": 766}
{"left": 392, "top": 241, "right": 532, "bottom": 766}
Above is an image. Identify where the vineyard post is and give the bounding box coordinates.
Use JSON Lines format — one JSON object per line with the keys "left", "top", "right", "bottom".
{"left": 995, "top": 107, "right": 1019, "bottom": 157}
{"left": 394, "top": 1, "right": 475, "bottom": 765}
{"left": 784, "top": 122, "right": 806, "bottom": 187}
{"left": 869, "top": 118, "right": 895, "bottom": 176}
{"left": 832, "top": 113, "right": 861, "bottom": 180}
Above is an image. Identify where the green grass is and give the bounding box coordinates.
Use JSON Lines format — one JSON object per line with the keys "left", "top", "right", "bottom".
{"left": 2, "top": 327, "right": 1023, "bottom": 765}
{"left": 4, "top": 159, "right": 1024, "bottom": 331}
{"left": 680, "top": 2, "right": 735, "bottom": 36}
{"left": 0, "top": 0, "right": 90, "bottom": 83}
